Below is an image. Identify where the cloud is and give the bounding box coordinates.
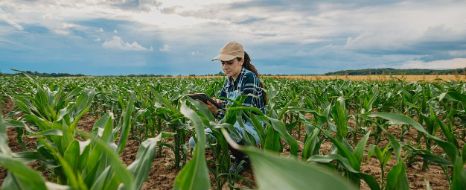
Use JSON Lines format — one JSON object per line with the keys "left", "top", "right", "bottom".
{"left": 399, "top": 58, "right": 466, "bottom": 70}
{"left": 191, "top": 50, "right": 201, "bottom": 56}
{"left": 52, "top": 22, "right": 85, "bottom": 35}
{"left": 102, "top": 35, "right": 151, "bottom": 51}
{"left": 0, "top": 15, "right": 23, "bottom": 31}
{"left": 3, "top": 0, "right": 464, "bottom": 47}
{"left": 159, "top": 44, "right": 170, "bottom": 52}
{"left": 1, "top": 0, "right": 466, "bottom": 74}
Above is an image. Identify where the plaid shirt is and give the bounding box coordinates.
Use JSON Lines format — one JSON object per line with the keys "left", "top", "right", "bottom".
{"left": 217, "top": 67, "right": 266, "bottom": 118}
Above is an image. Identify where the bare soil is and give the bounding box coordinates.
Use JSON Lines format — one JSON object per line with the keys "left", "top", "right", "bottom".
{"left": 1, "top": 97, "right": 14, "bottom": 116}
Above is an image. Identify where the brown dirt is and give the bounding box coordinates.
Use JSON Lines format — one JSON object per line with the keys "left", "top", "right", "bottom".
{"left": 141, "top": 148, "right": 178, "bottom": 190}
{"left": 77, "top": 114, "right": 98, "bottom": 132}
{"left": 1, "top": 97, "right": 14, "bottom": 116}
{"left": 360, "top": 155, "right": 448, "bottom": 190}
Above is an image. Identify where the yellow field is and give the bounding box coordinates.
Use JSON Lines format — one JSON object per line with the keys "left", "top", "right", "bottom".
{"left": 264, "top": 75, "right": 466, "bottom": 81}
{"left": 166, "top": 75, "right": 466, "bottom": 81}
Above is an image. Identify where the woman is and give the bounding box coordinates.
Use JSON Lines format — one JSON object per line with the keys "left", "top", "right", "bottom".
{"left": 189, "top": 41, "right": 266, "bottom": 172}
{"left": 210, "top": 41, "right": 266, "bottom": 142}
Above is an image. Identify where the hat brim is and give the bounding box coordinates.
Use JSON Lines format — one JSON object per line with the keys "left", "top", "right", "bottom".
{"left": 211, "top": 54, "right": 236, "bottom": 61}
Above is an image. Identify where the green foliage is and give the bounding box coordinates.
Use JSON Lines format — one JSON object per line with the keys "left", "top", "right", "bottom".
{"left": 174, "top": 99, "right": 211, "bottom": 190}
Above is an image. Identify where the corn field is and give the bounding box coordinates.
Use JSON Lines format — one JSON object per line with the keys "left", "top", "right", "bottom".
{"left": 0, "top": 75, "right": 465, "bottom": 190}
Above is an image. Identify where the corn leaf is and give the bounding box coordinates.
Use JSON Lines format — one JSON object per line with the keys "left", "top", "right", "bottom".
{"left": 174, "top": 100, "right": 211, "bottom": 190}
{"left": 386, "top": 162, "right": 409, "bottom": 190}
{"left": 128, "top": 134, "right": 161, "bottom": 190}
{"left": 0, "top": 155, "right": 49, "bottom": 190}
{"left": 221, "top": 124, "right": 357, "bottom": 190}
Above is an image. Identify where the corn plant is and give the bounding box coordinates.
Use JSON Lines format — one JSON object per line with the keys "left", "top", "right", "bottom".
{"left": 309, "top": 130, "right": 380, "bottom": 189}
{"left": 175, "top": 97, "right": 357, "bottom": 190}
{"left": 174, "top": 98, "right": 211, "bottom": 190}
{"left": 0, "top": 115, "right": 74, "bottom": 190}
{"left": 370, "top": 112, "right": 466, "bottom": 190}
{"left": 1, "top": 74, "right": 465, "bottom": 189}
{"left": 2, "top": 76, "right": 161, "bottom": 189}
{"left": 367, "top": 130, "right": 407, "bottom": 189}
{"left": 368, "top": 143, "right": 392, "bottom": 188}
{"left": 152, "top": 92, "right": 187, "bottom": 169}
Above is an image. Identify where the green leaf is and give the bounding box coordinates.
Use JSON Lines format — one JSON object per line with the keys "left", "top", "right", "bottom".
{"left": 91, "top": 113, "right": 114, "bottom": 143}
{"left": 369, "top": 112, "right": 458, "bottom": 162}
{"left": 174, "top": 100, "right": 211, "bottom": 190}
{"left": 451, "top": 158, "right": 466, "bottom": 190}
{"left": 353, "top": 131, "right": 370, "bottom": 163}
{"left": 264, "top": 126, "right": 282, "bottom": 152}
{"left": 320, "top": 130, "right": 358, "bottom": 170}
{"left": 219, "top": 126, "right": 357, "bottom": 190}
{"left": 0, "top": 116, "right": 12, "bottom": 154}
{"left": 386, "top": 162, "right": 409, "bottom": 190}
{"left": 331, "top": 97, "right": 348, "bottom": 139}
{"left": 369, "top": 112, "right": 428, "bottom": 134}
{"left": 78, "top": 131, "right": 135, "bottom": 190}
{"left": 446, "top": 90, "right": 466, "bottom": 105}
{"left": 40, "top": 140, "right": 86, "bottom": 190}
{"left": 463, "top": 145, "right": 466, "bottom": 164}
{"left": 30, "top": 128, "right": 63, "bottom": 137}
{"left": 128, "top": 134, "right": 161, "bottom": 190}
{"left": 243, "top": 146, "right": 357, "bottom": 190}
{"left": 69, "top": 88, "right": 95, "bottom": 130}
{"left": 0, "top": 154, "right": 48, "bottom": 190}
{"left": 89, "top": 166, "right": 111, "bottom": 190}
{"left": 117, "top": 94, "right": 135, "bottom": 154}
{"left": 64, "top": 140, "right": 80, "bottom": 171}
{"left": 268, "top": 117, "right": 298, "bottom": 156}
{"left": 309, "top": 154, "right": 359, "bottom": 173}
{"left": 360, "top": 173, "right": 380, "bottom": 190}
{"left": 436, "top": 118, "right": 458, "bottom": 148}
{"left": 302, "top": 127, "right": 321, "bottom": 160}
{"left": 387, "top": 134, "right": 402, "bottom": 160}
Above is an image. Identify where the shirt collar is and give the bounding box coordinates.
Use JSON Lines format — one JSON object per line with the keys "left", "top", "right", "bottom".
{"left": 226, "top": 67, "right": 246, "bottom": 87}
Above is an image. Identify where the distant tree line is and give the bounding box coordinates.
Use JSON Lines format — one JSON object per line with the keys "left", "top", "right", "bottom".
{"left": 324, "top": 68, "right": 466, "bottom": 75}
{"left": 0, "top": 70, "right": 226, "bottom": 77}
{"left": 1, "top": 70, "right": 87, "bottom": 77}
{"left": 2, "top": 68, "right": 464, "bottom": 77}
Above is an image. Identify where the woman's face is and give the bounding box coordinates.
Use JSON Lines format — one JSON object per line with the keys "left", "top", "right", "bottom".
{"left": 221, "top": 58, "right": 243, "bottom": 79}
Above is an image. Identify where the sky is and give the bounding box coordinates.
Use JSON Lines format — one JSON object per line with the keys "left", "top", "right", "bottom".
{"left": 1, "top": 0, "right": 466, "bottom": 75}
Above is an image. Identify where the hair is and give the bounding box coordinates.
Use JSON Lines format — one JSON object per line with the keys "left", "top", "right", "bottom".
{"left": 238, "top": 51, "right": 268, "bottom": 105}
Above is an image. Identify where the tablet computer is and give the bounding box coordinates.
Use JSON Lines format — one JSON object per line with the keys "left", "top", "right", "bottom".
{"left": 187, "top": 93, "right": 220, "bottom": 108}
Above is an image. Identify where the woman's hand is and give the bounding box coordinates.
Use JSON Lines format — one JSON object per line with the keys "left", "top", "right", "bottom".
{"left": 212, "top": 97, "right": 223, "bottom": 105}
{"left": 206, "top": 101, "right": 218, "bottom": 115}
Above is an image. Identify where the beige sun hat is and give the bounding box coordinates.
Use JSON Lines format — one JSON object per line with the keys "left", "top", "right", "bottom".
{"left": 212, "top": 41, "right": 244, "bottom": 61}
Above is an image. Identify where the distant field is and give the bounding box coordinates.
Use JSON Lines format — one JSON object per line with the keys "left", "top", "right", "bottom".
{"left": 164, "top": 74, "right": 466, "bottom": 81}
{"left": 265, "top": 74, "right": 466, "bottom": 81}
